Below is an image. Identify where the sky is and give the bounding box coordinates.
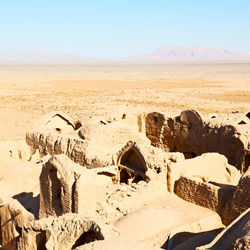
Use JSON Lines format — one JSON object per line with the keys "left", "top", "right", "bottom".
{"left": 0, "top": 0, "right": 250, "bottom": 58}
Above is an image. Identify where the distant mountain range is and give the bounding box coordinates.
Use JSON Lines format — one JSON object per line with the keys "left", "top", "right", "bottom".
{"left": 0, "top": 46, "right": 250, "bottom": 62}
{"left": 125, "top": 46, "right": 250, "bottom": 61}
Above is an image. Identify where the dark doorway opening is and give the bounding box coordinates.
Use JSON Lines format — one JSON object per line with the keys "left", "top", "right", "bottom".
{"left": 72, "top": 230, "right": 99, "bottom": 249}
{"left": 120, "top": 148, "right": 146, "bottom": 175}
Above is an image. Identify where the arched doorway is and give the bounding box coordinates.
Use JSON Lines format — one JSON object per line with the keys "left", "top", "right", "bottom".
{"left": 72, "top": 230, "right": 100, "bottom": 249}
{"left": 117, "top": 143, "right": 148, "bottom": 184}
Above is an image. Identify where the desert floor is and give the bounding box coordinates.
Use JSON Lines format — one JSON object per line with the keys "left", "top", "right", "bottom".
{"left": 0, "top": 62, "right": 250, "bottom": 140}
{"left": 0, "top": 62, "right": 249, "bottom": 248}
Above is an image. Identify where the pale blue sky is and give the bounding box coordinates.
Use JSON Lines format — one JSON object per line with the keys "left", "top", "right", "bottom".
{"left": 0, "top": 0, "right": 249, "bottom": 58}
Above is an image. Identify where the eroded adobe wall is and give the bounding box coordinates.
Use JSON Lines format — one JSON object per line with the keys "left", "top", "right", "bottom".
{"left": 26, "top": 131, "right": 114, "bottom": 168}
{"left": 225, "top": 167, "right": 250, "bottom": 225}
{"left": 167, "top": 154, "right": 249, "bottom": 226}
{"left": 39, "top": 155, "right": 96, "bottom": 219}
{"left": 39, "top": 155, "right": 77, "bottom": 218}
{"left": 143, "top": 110, "right": 249, "bottom": 172}
{"left": 26, "top": 116, "right": 151, "bottom": 169}
{"left": 174, "top": 176, "right": 235, "bottom": 216}
{"left": 18, "top": 213, "right": 105, "bottom": 250}
{"left": 116, "top": 141, "right": 185, "bottom": 183}
{"left": 0, "top": 198, "right": 35, "bottom": 250}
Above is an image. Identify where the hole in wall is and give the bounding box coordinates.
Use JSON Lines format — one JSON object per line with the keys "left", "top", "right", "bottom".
{"left": 71, "top": 230, "right": 99, "bottom": 249}
{"left": 154, "top": 115, "right": 158, "bottom": 123}
{"left": 55, "top": 128, "right": 61, "bottom": 133}
{"left": 36, "top": 231, "right": 47, "bottom": 250}
{"left": 183, "top": 152, "right": 196, "bottom": 159}
{"left": 238, "top": 120, "right": 246, "bottom": 125}
{"left": 118, "top": 146, "right": 148, "bottom": 184}
{"left": 120, "top": 148, "right": 146, "bottom": 175}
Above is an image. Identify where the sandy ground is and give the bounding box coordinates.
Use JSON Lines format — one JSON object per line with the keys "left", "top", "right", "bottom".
{"left": 0, "top": 62, "right": 248, "bottom": 248}
{"left": 114, "top": 193, "right": 222, "bottom": 244}
{"left": 0, "top": 62, "right": 249, "bottom": 141}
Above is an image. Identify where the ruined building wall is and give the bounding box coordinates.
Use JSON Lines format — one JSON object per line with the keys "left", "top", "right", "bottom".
{"left": 39, "top": 155, "right": 96, "bottom": 219}
{"left": 26, "top": 117, "right": 151, "bottom": 169}
{"left": 26, "top": 130, "right": 117, "bottom": 169}
{"left": 225, "top": 166, "right": 250, "bottom": 224}
{"left": 26, "top": 131, "right": 90, "bottom": 167}
{"left": 142, "top": 110, "right": 249, "bottom": 172}
{"left": 18, "top": 213, "right": 105, "bottom": 250}
{"left": 167, "top": 153, "right": 249, "bottom": 226}
{"left": 174, "top": 176, "right": 235, "bottom": 217}
{"left": 0, "top": 198, "right": 35, "bottom": 250}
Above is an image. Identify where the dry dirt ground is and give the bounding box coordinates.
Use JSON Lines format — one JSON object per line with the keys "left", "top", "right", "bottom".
{"left": 0, "top": 62, "right": 249, "bottom": 249}
{"left": 0, "top": 62, "right": 250, "bottom": 141}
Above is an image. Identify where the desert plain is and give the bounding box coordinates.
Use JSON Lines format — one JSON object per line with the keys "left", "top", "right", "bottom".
{"left": 0, "top": 62, "right": 249, "bottom": 249}
{"left": 0, "top": 62, "right": 250, "bottom": 140}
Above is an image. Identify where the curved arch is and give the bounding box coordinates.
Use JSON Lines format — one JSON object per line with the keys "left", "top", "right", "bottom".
{"left": 72, "top": 230, "right": 101, "bottom": 248}
{"left": 117, "top": 143, "right": 148, "bottom": 184}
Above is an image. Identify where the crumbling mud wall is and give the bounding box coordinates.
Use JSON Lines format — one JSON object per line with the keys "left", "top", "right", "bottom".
{"left": 167, "top": 153, "right": 244, "bottom": 225}
{"left": 26, "top": 131, "right": 89, "bottom": 166}
{"left": 26, "top": 109, "right": 250, "bottom": 172}
{"left": 167, "top": 153, "right": 241, "bottom": 193}
{"left": 18, "top": 213, "right": 105, "bottom": 250}
{"left": 224, "top": 166, "right": 250, "bottom": 225}
{"left": 26, "top": 114, "right": 151, "bottom": 169}
{"left": 25, "top": 111, "right": 89, "bottom": 167}
{"left": 143, "top": 110, "right": 250, "bottom": 172}
{"left": 174, "top": 177, "right": 235, "bottom": 217}
{"left": 167, "top": 154, "right": 250, "bottom": 226}
{"left": 0, "top": 197, "right": 105, "bottom": 250}
{"left": 39, "top": 155, "right": 96, "bottom": 219}
{"left": 116, "top": 141, "right": 185, "bottom": 184}
{"left": 32, "top": 111, "right": 77, "bottom": 134}
{"left": 0, "top": 198, "right": 35, "bottom": 250}
{"left": 117, "top": 143, "right": 148, "bottom": 184}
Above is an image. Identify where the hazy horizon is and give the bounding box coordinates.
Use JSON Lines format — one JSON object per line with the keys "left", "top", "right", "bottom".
{"left": 1, "top": 46, "right": 250, "bottom": 62}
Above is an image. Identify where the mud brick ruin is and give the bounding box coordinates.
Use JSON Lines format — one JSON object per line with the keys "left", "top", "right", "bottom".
{"left": 0, "top": 109, "right": 249, "bottom": 249}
